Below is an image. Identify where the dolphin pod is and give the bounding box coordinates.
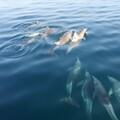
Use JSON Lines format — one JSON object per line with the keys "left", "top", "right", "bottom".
{"left": 27, "top": 23, "right": 119, "bottom": 120}
{"left": 22, "top": 22, "right": 88, "bottom": 56}
{"left": 9, "top": 21, "right": 119, "bottom": 119}
{"left": 60, "top": 59, "right": 119, "bottom": 120}
{"left": 59, "top": 56, "right": 119, "bottom": 120}
{"left": 46, "top": 28, "right": 88, "bottom": 55}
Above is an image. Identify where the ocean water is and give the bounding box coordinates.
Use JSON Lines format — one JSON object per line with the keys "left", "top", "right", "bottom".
{"left": 0, "top": 0, "right": 120, "bottom": 120}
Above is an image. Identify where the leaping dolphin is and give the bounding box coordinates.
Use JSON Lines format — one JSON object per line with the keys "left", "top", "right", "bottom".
{"left": 93, "top": 77, "right": 119, "bottom": 120}
{"left": 82, "top": 71, "right": 95, "bottom": 120}
{"left": 108, "top": 76, "right": 120, "bottom": 103}
{"left": 60, "top": 57, "right": 81, "bottom": 108}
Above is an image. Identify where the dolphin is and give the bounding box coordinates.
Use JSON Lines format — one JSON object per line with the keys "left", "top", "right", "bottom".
{"left": 71, "top": 28, "right": 87, "bottom": 42}
{"left": 42, "top": 26, "right": 55, "bottom": 39}
{"left": 82, "top": 71, "right": 95, "bottom": 120}
{"left": 66, "top": 28, "right": 87, "bottom": 54}
{"left": 93, "top": 77, "right": 119, "bottom": 120}
{"left": 54, "top": 30, "right": 72, "bottom": 46}
{"left": 47, "top": 30, "right": 73, "bottom": 55}
{"left": 60, "top": 57, "right": 81, "bottom": 108}
{"left": 108, "top": 76, "right": 120, "bottom": 103}
{"left": 26, "top": 26, "right": 54, "bottom": 45}
{"left": 19, "top": 32, "right": 42, "bottom": 51}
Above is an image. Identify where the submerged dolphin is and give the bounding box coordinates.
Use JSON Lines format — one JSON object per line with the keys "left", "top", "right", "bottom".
{"left": 108, "top": 76, "right": 120, "bottom": 103}
{"left": 60, "top": 57, "right": 81, "bottom": 107}
{"left": 93, "top": 77, "right": 118, "bottom": 120}
{"left": 67, "top": 28, "right": 87, "bottom": 54}
{"left": 82, "top": 71, "right": 95, "bottom": 120}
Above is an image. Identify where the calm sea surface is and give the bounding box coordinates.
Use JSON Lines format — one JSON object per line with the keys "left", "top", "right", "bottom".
{"left": 0, "top": 0, "right": 120, "bottom": 120}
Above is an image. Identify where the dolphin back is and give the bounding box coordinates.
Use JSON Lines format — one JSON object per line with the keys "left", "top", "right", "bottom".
{"left": 108, "top": 76, "right": 116, "bottom": 82}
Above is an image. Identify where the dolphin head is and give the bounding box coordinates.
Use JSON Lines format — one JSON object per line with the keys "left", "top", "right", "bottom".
{"left": 108, "top": 76, "right": 116, "bottom": 83}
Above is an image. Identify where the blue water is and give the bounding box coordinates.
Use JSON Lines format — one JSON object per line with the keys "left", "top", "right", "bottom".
{"left": 0, "top": 0, "right": 120, "bottom": 120}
